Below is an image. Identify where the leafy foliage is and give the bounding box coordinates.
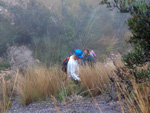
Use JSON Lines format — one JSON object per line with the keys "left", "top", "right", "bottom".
{"left": 100, "top": 0, "right": 137, "bottom": 13}
{"left": 122, "top": 1, "right": 150, "bottom": 81}
{"left": 135, "top": 65, "right": 150, "bottom": 81}
{"left": 0, "top": 58, "right": 10, "bottom": 71}
{"left": 123, "top": 1, "right": 150, "bottom": 68}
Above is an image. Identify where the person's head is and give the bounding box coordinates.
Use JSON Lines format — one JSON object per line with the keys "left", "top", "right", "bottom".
{"left": 83, "top": 49, "right": 90, "bottom": 55}
{"left": 74, "top": 49, "right": 83, "bottom": 60}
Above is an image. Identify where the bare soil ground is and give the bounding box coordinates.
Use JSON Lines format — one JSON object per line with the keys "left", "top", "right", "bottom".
{"left": 8, "top": 96, "right": 122, "bottom": 113}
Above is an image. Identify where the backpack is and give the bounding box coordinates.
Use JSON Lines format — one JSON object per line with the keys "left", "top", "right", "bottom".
{"left": 62, "top": 57, "right": 70, "bottom": 73}
{"left": 90, "top": 50, "right": 97, "bottom": 59}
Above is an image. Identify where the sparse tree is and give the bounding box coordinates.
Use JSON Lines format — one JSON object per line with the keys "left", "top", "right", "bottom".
{"left": 100, "top": 0, "right": 137, "bottom": 13}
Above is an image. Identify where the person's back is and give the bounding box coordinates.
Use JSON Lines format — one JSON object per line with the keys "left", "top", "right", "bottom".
{"left": 82, "top": 54, "right": 95, "bottom": 66}
{"left": 67, "top": 55, "right": 80, "bottom": 81}
{"left": 81, "top": 49, "right": 96, "bottom": 66}
{"left": 90, "top": 50, "right": 97, "bottom": 60}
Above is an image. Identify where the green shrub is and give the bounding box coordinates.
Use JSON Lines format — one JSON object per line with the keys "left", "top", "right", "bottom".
{"left": 123, "top": 1, "right": 150, "bottom": 68}
{"left": 57, "top": 81, "right": 82, "bottom": 101}
{"left": 123, "top": 1, "right": 150, "bottom": 81}
{"left": 0, "top": 59, "right": 10, "bottom": 71}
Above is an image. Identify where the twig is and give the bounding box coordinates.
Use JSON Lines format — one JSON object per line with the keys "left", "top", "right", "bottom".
{"left": 5, "top": 69, "right": 19, "bottom": 112}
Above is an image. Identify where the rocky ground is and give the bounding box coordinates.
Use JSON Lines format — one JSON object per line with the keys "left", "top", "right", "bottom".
{"left": 8, "top": 96, "right": 122, "bottom": 113}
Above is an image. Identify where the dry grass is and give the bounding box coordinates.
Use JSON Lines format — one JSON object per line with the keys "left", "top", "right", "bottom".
{"left": 17, "top": 66, "right": 65, "bottom": 105}
{"left": 16, "top": 62, "right": 113, "bottom": 105}
{"left": 1, "top": 56, "right": 149, "bottom": 113}
{"left": 0, "top": 71, "right": 19, "bottom": 113}
{"left": 131, "top": 81, "right": 150, "bottom": 113}
{"left": 80, "top": 63, "right": 112, "bottom": 95}
{"left": 116, "top": 79, "right": 150, "bottom": 113}
{"left": 112, "top": 58, "right": 150, "bottom": 113}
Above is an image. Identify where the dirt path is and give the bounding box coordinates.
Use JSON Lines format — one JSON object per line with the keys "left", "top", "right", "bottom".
{"left": 8, "top": 96, "right": 122, "bottom": 113}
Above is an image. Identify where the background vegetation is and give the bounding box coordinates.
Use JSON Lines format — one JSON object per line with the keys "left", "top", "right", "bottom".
{"left": 0, "top": 0, "right": 150, "bottom": 113}
{"left": 0, "top": 0, "right": 129, "bottom": 65}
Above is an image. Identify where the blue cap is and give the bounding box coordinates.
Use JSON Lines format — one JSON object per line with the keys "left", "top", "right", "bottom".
{"left": 74, "top": 49, "right": 83, "bottom": 58}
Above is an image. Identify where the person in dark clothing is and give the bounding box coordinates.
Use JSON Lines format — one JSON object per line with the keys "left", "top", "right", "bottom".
{"left": 81, "top": 49, "right": 96, "bottom": 66}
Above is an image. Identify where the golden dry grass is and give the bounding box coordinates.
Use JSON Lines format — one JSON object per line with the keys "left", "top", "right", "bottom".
{"left": 98, "top": 55, "right": 150, "bottom": 113}
{"left": 1, "top": 56, "right": 149, "bottom": 113}
{"left": 0, "top": 70, "right": 19, "bottom": 113}
{"left": 113, "top": 58, "right": 150, "bottom": 113}
{"left": 16, "top": 62, "right": 113, "bottom": 105}
{"left": 17, "top": 66, "right": 65, "bottom": 105}
{"left": 116, "top": 79, "right": 150, "bottom": 113}
{"left": 80, "top": 63, "right": 112, "bottom": 95}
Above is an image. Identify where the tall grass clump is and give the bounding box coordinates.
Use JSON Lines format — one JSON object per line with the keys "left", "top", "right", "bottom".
{"left": 17, "top": 61, "right": 114, "bottom": 105}
{"left": 112, "top": 58, "right": 150, "bottom": 113}
{"left": 17, "top": 66, "right": 65, "bottom": 105}
{"left": 116, "top": 78, "right": 150, "bottom": 113}
{"left": 80, "top": 63, "right": 112, "bottom": 95}
{"left": 0, "top": 77, "right": 7, "bottom": 113}
{"left": 0, "top": 71, "right": 18, "bottom": 113}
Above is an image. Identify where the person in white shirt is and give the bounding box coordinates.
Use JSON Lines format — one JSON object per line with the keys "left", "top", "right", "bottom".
{"left": 67, "top": 49, "right": 83, "bottom": 82}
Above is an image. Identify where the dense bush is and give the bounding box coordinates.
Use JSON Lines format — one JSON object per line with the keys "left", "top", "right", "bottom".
{"left": 123, "top": 1, "right": 150, "bottom": 67}
{"left": 123, "top": 1, "right": 150, "bottom": 81}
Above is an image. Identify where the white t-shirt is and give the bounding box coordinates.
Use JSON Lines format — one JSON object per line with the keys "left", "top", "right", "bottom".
{"left": 67, "top": 55, "right": 80, "bottom": 81}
